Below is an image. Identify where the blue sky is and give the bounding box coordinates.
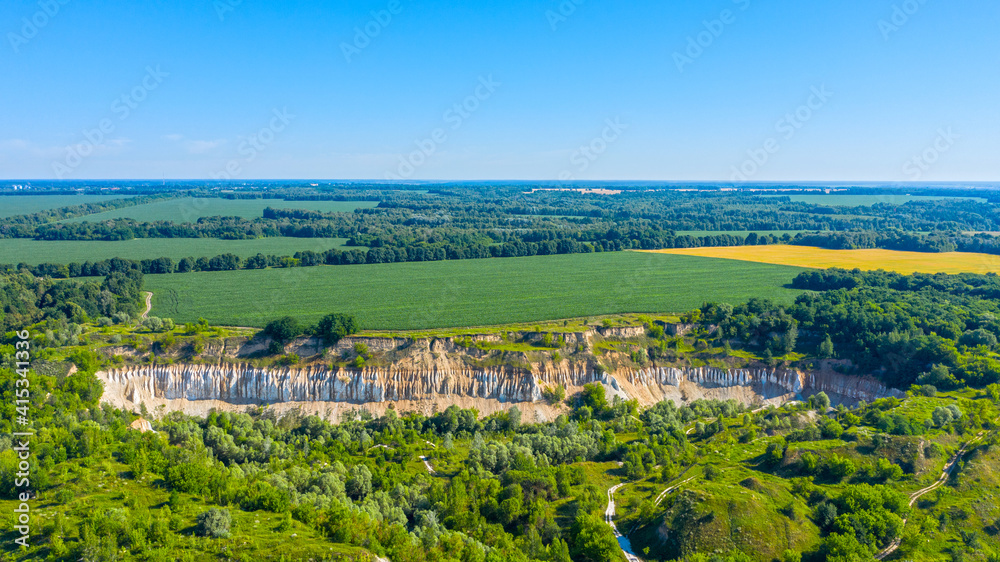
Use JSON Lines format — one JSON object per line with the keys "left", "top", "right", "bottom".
{"left": 1, "top": 0, "right": 997, "bottom": 181}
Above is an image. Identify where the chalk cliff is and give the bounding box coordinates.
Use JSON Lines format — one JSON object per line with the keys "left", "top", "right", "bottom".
{"left": 98, "top": 360, "right": 902, "bottom": 421}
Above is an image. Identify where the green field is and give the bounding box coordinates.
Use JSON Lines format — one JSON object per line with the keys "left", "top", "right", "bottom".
{"left": 0, "top": 194, "right": 134, "bottom": 217}
{"left": 0, "top": 237, "right": 355, "bottom": 265}
{"left": 62, "top": 197, "right": 379, "bottom": 223}
{"left": 144, "top": 252, "right": 808, "bottom": 330}
{"left": 765, "top": 194, "right": 986, "bottom": 206}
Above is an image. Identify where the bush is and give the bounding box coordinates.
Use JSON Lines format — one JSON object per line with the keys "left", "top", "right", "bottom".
{"left": 277, "top": 354, "right": 300, "bottom": 366}
{"left": 703, "top": 464, "right": 720, "bottom": 481}
{"left": 811, "top": 392, "right": 831, "bottom": 411}
{"left": 197, "top": 508, "right": 232, "bottom": 538}
{"left": 825, "top": 454, "right": 856, "bottom": 481}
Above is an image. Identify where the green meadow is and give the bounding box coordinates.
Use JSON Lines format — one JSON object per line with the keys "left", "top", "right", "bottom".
{"left": 0, "top": 237, "right": 355, "bottom": 265}
{"left": 62, "top": 197, "right": 379, "bottom": 223}
{"left": 0, "top": 194, "right": 134, "bottom": 218}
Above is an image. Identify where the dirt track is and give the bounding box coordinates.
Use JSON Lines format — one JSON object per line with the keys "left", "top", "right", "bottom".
{"left": 141, "top": 292, "right": 153, "bottom": 319}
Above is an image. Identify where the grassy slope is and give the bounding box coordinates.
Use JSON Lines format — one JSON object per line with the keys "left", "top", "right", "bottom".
{"left": 0, "top": 238, "right": 355, "bottom": 265}
{"left": 143, "top": 252, "right": 808, "bottom": 330}
{"left": 62, "top": 198, "right": 378, "bottom": 223}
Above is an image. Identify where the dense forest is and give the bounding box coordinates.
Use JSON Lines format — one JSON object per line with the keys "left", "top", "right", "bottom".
{"left": 693, "top": 268, "right": 1000, "bottom": 389}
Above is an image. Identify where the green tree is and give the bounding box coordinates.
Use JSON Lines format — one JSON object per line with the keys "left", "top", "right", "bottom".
{"left": 315, "top": 313, "right": 359, "bottom": 344}
{"left": 346, "top": 465, "right": 372, "bottom": 499}
{"left": 823, "top": 532, "right": 871, "bottom": 562}
{"left": 263, "top": 316, "right": 301, "bottom": 343}
{"left": 812, "top": 391, "right": 831, "bottom": 411}
{"left": 819, "top": 335, "right": 835, "bottom": 358}
{"left": 581, "top": 383, "right": 608, "bottom": 414}
{"left": 570, "top": 513, "right": 626, "bottom": 562}
{"left": 547, "top": 538, "right": 572, "bottom": 562}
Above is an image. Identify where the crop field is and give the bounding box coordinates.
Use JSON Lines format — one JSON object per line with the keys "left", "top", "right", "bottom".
{"left": 763, "top": 194, "right": 986, "bottom": 206}
{"left": 0, "top": 194, "right": 134, "bottom": 217}
{"left": 62, "top": 197, "right": 378, "bottom": 223}
{"left": 0, "top": 237, "right": 354, "bottom": 265}
{"left": 144, "top": 252, "right": 808, "bottom": 330}
{"left": 645, "top": 245, "right": 1000, "bottom": 274}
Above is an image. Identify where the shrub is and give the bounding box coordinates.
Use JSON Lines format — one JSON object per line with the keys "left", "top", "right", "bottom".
{"left": 703, "top": 464, "right": 720, "bottom": 481}
{"left": 800, "top": 452, "right": 819, "bottom": 475}
{"left": 197, "top": 508, "right": 232, "bottom": 538}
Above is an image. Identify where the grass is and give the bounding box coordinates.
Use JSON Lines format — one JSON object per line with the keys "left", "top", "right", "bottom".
{"left": 643, "top": 245, "right": 1000, "bottom": 275}
{"left": 0, "top": 194, "right": 135, "bottom": 218}
{"left": 363, "top": 313, "right": 682, "bottom": 339}
{"left": 62, "top": 197, "right": 378, "bottom": 223}
{"left": 0, "top": 237, "right": 356, "bottom": 265}
{"left": 762, "top": 194, "right": 987, "bottom": 206}
{"left": 143, "top": 252, "right": 808, "bottom": 330}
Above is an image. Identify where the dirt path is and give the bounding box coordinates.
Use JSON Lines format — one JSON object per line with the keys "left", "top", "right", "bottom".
{"left": 605, "top": 483, "right": 642, "bottom": 562}
{"left": 653, "top": 477, "right": 694, "bottom": 507}
{"left": 876, "top": 429, "right": 987, "bottom": 560}
{"left": 140, "top": 292, "right": 153, "bottom": 319}
{"left": 419, "top": 455, "right": 436, "bottom": 474}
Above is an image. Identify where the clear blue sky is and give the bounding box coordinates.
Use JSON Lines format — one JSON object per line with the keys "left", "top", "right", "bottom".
{"left": 1, "top": 0, "right": 997, "bottom": 181}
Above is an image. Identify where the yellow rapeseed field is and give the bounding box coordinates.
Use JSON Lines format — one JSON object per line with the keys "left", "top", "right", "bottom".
{"left": 642, "top": 245, "right": 1000, "bottom": 275}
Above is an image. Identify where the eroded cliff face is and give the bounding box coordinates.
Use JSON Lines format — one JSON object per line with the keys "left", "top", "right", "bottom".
{"left": 98, "top": 360, "right": 902, "bottom": 421}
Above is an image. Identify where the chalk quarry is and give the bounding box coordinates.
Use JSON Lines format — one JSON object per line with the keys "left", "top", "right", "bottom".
{"left": 97, "top": 328, "right": 903, "bottom": 420}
